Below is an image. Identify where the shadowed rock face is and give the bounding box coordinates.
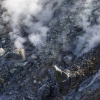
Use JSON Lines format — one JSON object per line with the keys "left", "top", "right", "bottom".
{"left": 0, "top": 0, "right": 100, "bottom": 100}
{"left": 65, "top": 75, "right": 100, "bottom": 100}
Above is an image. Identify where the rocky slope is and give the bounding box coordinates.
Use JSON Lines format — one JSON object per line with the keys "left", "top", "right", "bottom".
{"left": 0, "top": 0, "right": 100, "bottom": 100}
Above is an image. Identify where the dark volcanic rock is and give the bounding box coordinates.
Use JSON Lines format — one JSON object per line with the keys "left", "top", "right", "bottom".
{"left": 37, "top": 84, "right": 50, "bottom": 100}
{"left": 0, "top": 0, "right": 100, "bottom": 100}
{"left": 65, "top": 75, "right": 100, "bottom": 100}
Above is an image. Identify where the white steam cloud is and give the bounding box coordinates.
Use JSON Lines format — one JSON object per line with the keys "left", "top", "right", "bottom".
{"left": 2, "top": 0, "right": 100, "bottom": 55}
{"left": 75, "top": 0, "right": 100, "bottom": 56}
{"left": 1, "top": 0, "right": 63, "bottom": 48}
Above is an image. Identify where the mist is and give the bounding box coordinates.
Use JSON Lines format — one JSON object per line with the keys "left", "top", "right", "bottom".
{"left": 1, "top": 0, "right": 100, "bottom": 56}
{"left": 75, "top": 0, "right": 100, "bottom": 56}
{"left": 1, "top": 0, "right": 63, "bottom": 48}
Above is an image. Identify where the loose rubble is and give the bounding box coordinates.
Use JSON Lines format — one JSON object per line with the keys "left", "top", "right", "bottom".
{"left": 0, "top": 0, "right": 100, "bottom": 100}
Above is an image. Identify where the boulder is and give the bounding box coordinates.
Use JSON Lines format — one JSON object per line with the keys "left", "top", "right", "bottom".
{"left": 63, "top": 56, "right": 72, "bottom": 66}
{"left": 37, "top": 84, "right": 50, "bottom": 100}
{"left": 0, "top": 48, "right": 5, "bottom": 57}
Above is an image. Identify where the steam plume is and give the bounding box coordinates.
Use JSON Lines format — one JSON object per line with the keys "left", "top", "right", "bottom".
{"left": 75, "top": 0, "right": 100, "bottom": 56}
{"left": 1, "top": 0, "right": 63, "bottom": 48}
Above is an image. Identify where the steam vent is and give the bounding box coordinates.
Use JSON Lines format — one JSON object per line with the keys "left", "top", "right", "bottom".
{"left": 0, "top": 0, "right": 100, "bottom": 100}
